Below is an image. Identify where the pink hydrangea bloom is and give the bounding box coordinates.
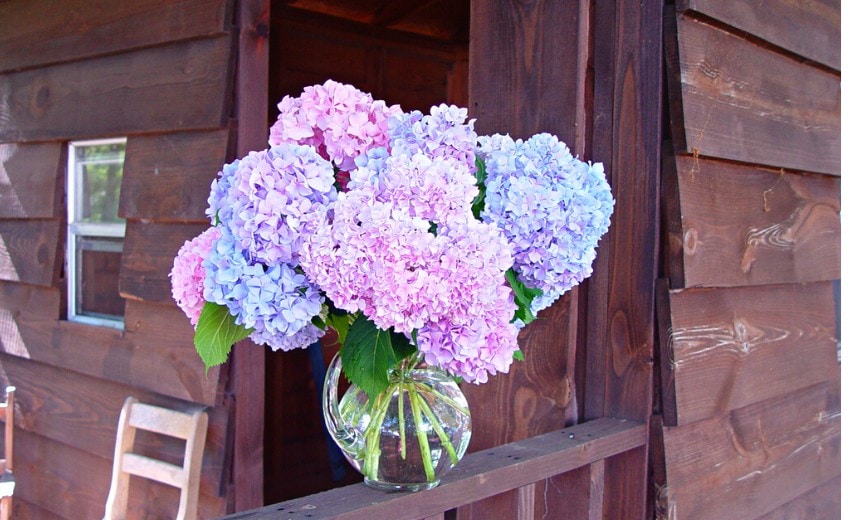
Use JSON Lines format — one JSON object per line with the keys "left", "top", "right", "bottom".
{"left": 269, "top": 79, "right": 402, "bottom": 172}
{"left": 170, "top": 227, "right": 220, "bottom": 326}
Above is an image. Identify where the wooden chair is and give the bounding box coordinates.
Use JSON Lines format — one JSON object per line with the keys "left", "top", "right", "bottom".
{"left": 0, "top": 386, "right": 14, "bottom": 520}
{"left": 103, "top": 397, "right": 208, "bottom": 520}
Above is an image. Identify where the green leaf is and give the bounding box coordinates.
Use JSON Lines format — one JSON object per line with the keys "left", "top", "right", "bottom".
{"left": 194, "top": 302, "right": 253, "bottom": 373}
{"left": 506, "top": 268, "right": 544, "bottom": 325}
{"left": 340, "top": 314, "right": 415, "bottom": 400}
{"left": 471, "top": 156, "right": 488, "bottom": 219}
{"left": 326, "top": 311, "right": 355, "bottom": 346}
{"left": 513, "top": 349, "right": 525, "bottom": 361}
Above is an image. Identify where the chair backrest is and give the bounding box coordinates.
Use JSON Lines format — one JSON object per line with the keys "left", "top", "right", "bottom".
{"left": 103, "top": 397, "right": 208, "bottom": 520}
{"left": 0, "top": 386, "right": 13, "bottom": 473}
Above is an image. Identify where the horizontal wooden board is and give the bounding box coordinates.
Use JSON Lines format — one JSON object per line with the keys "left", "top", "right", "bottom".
{"left": 0, "top": 36, "right": 232, "bottom": 143}
{"left": 657, "top": 281, "right": 839, "bottom": 426}
{"left": 754, "top": 476, "right": 840, "bottom": 520}
{"left": 1, "top": 353, "right": 226, "bottom": 500}
{"left": 664, "top": 155, "right": 840, "bottom": 288}
{"left": 662, "top": 379, "right": 840, "bottom": 520}
{"left": 14, "top": 427, "right": 226, "bottom": 519}
{"left": 678, "top": 0, "right": 840, "bottom": 70}
{"left": 119, "top": 221, "right": 210, "bottom": 304}
{"left": 0, "top": 281, "right": 220, "bottom": 405}
{"left": 0, "top": 142, "right": 62, "bottom": 218}
{"left": 119, "top": 130, "right": 230, "bottom": 222}
{"left": 0, "top": 219, "right": 61, "bottom": 286}
{"left": 0, "top": 0, "right": 230, "bottom": 73}
{"left": 665, "top": 14, "right": 839, "bottom": 175}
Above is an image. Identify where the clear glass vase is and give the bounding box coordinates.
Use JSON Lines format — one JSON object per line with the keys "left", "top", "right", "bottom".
{"left": 322, "top": 353, "right": 472, "bottom": 491}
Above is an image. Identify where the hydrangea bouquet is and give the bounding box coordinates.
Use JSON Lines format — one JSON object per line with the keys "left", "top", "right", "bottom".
{"left": 171, "top": 78, "right": 613, "bottom": 407}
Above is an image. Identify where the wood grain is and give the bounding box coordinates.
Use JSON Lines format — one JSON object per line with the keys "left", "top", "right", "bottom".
{"left": 119, "top": 220, "right": 210, "bottom": 304}
{"left": 0, "top": 0, "right": 230, "bottom": 73}
{"left": 120, "top": 130, "right": 230, "bottom": 222}
{"left": 665, "top": 155, "right": 840, "bottom": 288}
{"left": 0, "top": 219, "right": 61, "bottom": 287}
{"left": 0, "top": 353, "right": 226, "bottom": 497}
{"left": 678, "top": 0, "right": 840, "bottom": 70}
{"left": 0, "top": 281, "right": 220, "bottom": 405}
{"left": 754, "top": 475, "right": 840, "bottom": 520}
{"left": 661, "top": 379, "right": 840, "bottom": 520}
{"left": 0, "top": 142, "right": 62, "bottom": 218}
{"left": 0, "top": 35, "right": 231, "bottom": 143}
{"left": 658, "top": 281, "right": 839, "bottom": 426}
{"left": 665, "top": 14, "right": 840, "bottom": 175}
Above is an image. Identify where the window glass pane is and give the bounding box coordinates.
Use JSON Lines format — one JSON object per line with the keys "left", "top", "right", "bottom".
{"left": 76, "top": 236, "right": 124, "bottom": 319}
{"left": 75, "top": 142, "right": 125, "bottom": 223}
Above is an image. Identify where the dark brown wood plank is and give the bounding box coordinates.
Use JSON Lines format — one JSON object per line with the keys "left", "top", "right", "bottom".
{"left": 119, "top": 220, "right": 210, "bottom": 304}
{"left": 0, "top": 142, "right": 62, "bottom": 218}
{"left": 232, "top": 0, "right": 269, "bottom": 512}
{"left": 659, "top": 282, "right": 839, "bottom": 426}
{"left": 665, "top": 14, "right": 839, "bottom": 175}
{"left": 0, "top": 281, "right": 220, "bottom": 405}
{"left": 0, "top": 35, "right": 232, "bottom": 143}
{"left": 662, "top": 379, "right": 840, "bottom": 520}
{"left": 678, "top": 0, "right": 840, "bottom": 71}
{"left": 0, "top": 0, "right": 230, "bottom": 73}
{"left": 14, "top": 428, "right": 226, "bottom": 520}
{"left": 667, "top": 155, "right": 840, "bottom": 288}
{"left": 2, "top": 353, "right": 227, "bottom": 500}
{"left": 120, "top": 130, "right": 230, "bottom": 222}
{"left": 0, "top": 219, "right": 61, "bottom": 286}
{"left": 754, "top": 476, "right": 840, "bottom": 520}
{"left": 223, "top": 418, "right": 646, "bottom": 519}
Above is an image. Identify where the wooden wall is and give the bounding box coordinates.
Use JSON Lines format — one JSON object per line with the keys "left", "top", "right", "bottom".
{"left": 656, "top": 1, "right": 840, "bottom": 518}
{"left": 0, "top": 0, "right": 245, "bottom": 517}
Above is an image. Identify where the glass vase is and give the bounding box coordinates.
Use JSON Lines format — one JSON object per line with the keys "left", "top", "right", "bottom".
{"left": 322, "top": 353, "right": 472, "bottom": 491}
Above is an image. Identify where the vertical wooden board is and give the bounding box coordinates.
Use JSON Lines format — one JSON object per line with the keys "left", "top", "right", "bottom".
{"left": 120, "top": 130, "right": 230, "bottom": 221}
{"left": 232, "top": 0, "right": 270, "bottom": 511}
{"left": 468, "top": 0, "right": 588, "bottom": 146}
{"left": 0, "top": 353, "right": 227, "bottom": 498}
{"left": 0, "top": 36, "right": 232, "bottom": 143}
{"left": 0, "top": 142, "right": 62, "bottom": 218}
{"left": 662, "top": 380, "right": 840, "bottom": 520}
{"left": 0, "top": 0, "right": 230, "bottom": 73}
{"left": 672, "top": 156, "right": 840, "bottom": 288}
{"left": 0, "top": 219, "right": 61, "bottom": 286}
{"left": 667, "top": 15, "right": 839, "bottom": 175}
{"left": 679, "top": 0, "right": 840, "bottom": 70}
{"left": 662, "top": 282, "right": 839, "bottom": 425}
{"left": 119, "top": 220, "right": 210, "bottom": 304}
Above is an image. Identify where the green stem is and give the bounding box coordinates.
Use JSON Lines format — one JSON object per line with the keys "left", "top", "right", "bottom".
{"left": 411, "top": 386, "right": 459, "bottom": 465}
{"left": 412, "top": 381, "right": 469, "bottom": 416}
{"left": 397, "top": 382, "right": 407, "bottom": 460}
{"left": 408, "top": 383, "right": 435, "bottom": 482}
{"left": 363, "top": 389, "right": 393, "bottom": 480}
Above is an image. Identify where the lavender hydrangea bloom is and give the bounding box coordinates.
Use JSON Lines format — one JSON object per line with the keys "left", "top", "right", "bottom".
{"left": 478, "top": 133, "right": 614, "bottom": 315}
{"left": 203, "top": 230, "right": 324, "bottom": 352}
{"left": 207, "top": 144, "right": 337, "bottom": 266}
{"left": 387, "top": 104, "right": 478, "bottom": 170}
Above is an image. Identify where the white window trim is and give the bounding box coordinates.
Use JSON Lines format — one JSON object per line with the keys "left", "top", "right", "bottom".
{"left": 67, "top": 137, "right": 127, "bottom": 329}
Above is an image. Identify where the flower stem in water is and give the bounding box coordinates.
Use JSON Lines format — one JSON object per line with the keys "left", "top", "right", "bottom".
{"left": 408, "top": 383, "right": 435, "bottom": 482}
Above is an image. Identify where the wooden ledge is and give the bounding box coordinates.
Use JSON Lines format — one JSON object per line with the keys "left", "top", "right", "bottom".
{"left": 225, "top": 417, "right": 646, "bottom": 519}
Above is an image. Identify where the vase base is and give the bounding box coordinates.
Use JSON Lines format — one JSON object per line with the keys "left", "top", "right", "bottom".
{"left": 363, "top": 477, "right": 440, "bottom": 492}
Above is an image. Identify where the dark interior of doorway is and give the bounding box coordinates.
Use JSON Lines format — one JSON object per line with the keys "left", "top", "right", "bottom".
{"left": 265, "top": 1, "right": 470, "bottom": 503}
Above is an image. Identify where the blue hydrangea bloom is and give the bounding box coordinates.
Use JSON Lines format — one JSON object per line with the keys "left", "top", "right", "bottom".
{"left": 478, "top": 133, "right": 614, "bottom": 315}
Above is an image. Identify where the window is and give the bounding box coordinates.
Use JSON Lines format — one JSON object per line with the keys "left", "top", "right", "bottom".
{"left": 67, "top": 138, "right": 127, "bottom": 328}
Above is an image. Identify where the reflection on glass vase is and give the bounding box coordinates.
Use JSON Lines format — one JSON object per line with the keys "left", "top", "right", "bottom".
{"left": 322, "top": 353, "right": 472, "bottom": 492}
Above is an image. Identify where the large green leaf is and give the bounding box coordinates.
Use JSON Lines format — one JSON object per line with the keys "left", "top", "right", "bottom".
{"left": 340, "top": 314, "right": 415, "bottom": 400}
{"left": 194, "top": 302, "right": 253, "bottom": 372}
{"left": 506, "top": 268, "right": 544, "bottom": 325}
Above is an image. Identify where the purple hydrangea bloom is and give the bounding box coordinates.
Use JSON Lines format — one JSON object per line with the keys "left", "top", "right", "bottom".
{"left": 478, "top": 133, "right": 614, "bottom": 314}
{"left": 387, "top": 104, "right": 478, "bottom": 171}
{"left": 207, "top": 144, "right": 337, "bottom": 266}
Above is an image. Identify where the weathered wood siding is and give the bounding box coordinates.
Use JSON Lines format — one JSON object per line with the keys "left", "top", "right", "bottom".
{"left": 656, "top": 2, "right": 840, "bottom": 518}
{"left": 0, "top": 0, "right": 241, "bottom": 517}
